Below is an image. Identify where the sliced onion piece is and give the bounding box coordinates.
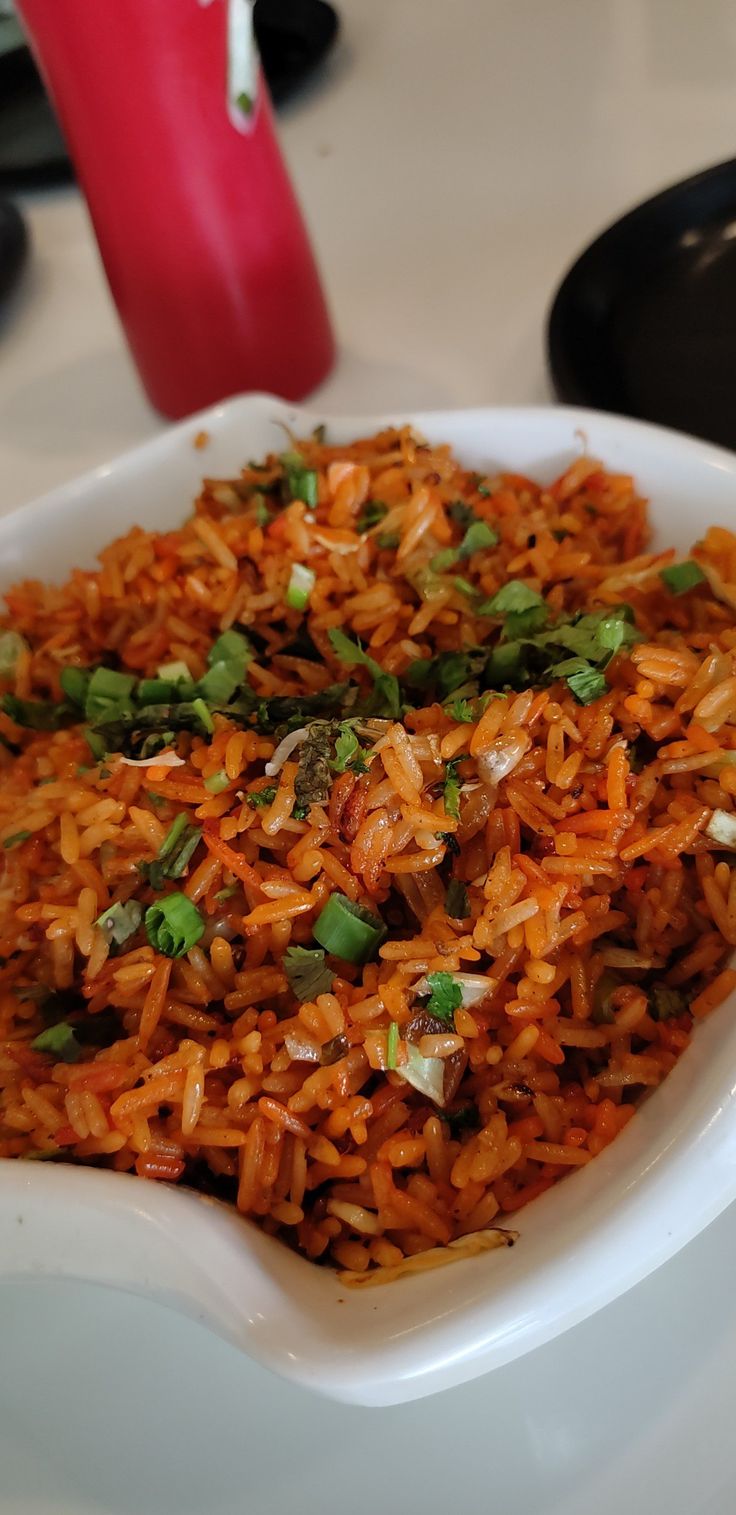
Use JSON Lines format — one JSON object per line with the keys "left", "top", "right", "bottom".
{"left": 413, "top": 972, "right": 496, "bottom": 1006}
{"left": 706, "top": 808, "right": 736, "bottom": 848}
{"left": 118, "top": 750, "right": 184, "bottom": 769}
{"left": 265, "top": 727, "right": 309, "bottom": 777}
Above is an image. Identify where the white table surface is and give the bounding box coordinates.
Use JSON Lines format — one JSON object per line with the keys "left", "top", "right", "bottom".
{"left": 2, "top": 1, "right": 736, "bottom": 1509}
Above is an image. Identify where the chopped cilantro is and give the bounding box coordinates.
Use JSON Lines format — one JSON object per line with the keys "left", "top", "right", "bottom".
{"left": 376, "top": 531, "right": 400, "bottom": 550}
{"left": 328, "top": 629, "right": 402, "bottom": 719}
{"left": 3, "top": 831, "right": 31, "bottom": 850}
{"left": 459, "top": 520, "right": 498, "bottom": 556}
{"left": 332, "top": 722, "right": 368, "bottom": 774}
{"left": 551, "top": 657, "right": 608, "bottom": 705}
{"left": 479, "top": 580, "right": 545, "bottom": 617}
{"left": 424, "top": 971, "right": 462, "bottom": 1025}
{"left": 247, "top": 785, "right": 277, "bottom": 809}
{"left": 283, "top": 945, "right": 334, "bottom": 1002}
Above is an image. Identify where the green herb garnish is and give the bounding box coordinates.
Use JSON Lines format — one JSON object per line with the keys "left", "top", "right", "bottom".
{"left": 283, "top": 945, "right": 335, "bottom": 1002}
{"left": 659, "top": 560, "right": 706, "bottom": 595}
{"left": 31, "top": 1022, "right": 82, "bottom": 1062}
{"left": 281, "top": 451, "right": 318, "bottom": 508}
{"left": 443, "top": 758, "right": 462, "bottom": 819}
{"left": 313, "top": 893, "right": 387, "bottom": 963}
{"left": 424, "top": 971, "right": 462, "bottom": 1025}
{"left": 286, "top": 563, "right": 316, "bottom": 612}
{"left": 328, "top": 629, "right": 402, "bottom": 719}
{"left": 247, "top": 785, "right": 277, "bottom": 809}
{"left": 386, "top": 1020, "right": 399, "bottom": 1070}
{"left": 145, "top": 893, "right": 205, "bottom": 958}
{"left": 332, "top": 722, "right": 368, "bottom": 774}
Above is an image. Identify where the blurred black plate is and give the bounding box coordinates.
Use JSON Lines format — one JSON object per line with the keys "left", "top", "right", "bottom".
{"left": 547, "top": 158, "right": 736, "bottom": 452}
{"left": 0, "top": 0, "right": 339, "bottom": 190}
{"left": 0, "top": 197, "right": 28, "bottom": 302}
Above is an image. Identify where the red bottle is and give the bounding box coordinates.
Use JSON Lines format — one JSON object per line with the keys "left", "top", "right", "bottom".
{"left": 16, "top": 0, "right": 335, "bottom": 418}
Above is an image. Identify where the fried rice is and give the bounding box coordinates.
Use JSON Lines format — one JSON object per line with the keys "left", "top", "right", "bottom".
{"left": 2, "top": 425, "right": 736, "bottom": 1278}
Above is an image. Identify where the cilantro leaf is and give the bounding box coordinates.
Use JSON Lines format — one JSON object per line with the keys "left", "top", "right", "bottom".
{"left": 479, "top": 580, "right": 545, "bottom": 617}
{"left": 247, "top": 785, "right": 277, "bottom": 808}
{"left": 551, "top": 657, "right": 608, "bottom": 705}
{"left": 327, "top": 629, "right": 402, "bottom": 718}
{"left": 424, "top": 972, "right": 463, "bottom": 1024}
{"left": 459, "top": 520, "right": 498, "bottom": 557}
{"left": 283, "top": 945, "right": 335, "bottom": 1002}
{"left": 332, "top": 722, "right": 368, "bottom": 774}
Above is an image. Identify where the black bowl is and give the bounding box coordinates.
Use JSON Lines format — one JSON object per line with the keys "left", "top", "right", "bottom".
{"left": 548, "top": 158, "right": 736, "bottom": 452}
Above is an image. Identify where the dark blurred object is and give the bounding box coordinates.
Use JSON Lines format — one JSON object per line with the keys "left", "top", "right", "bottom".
{"left": 0, "top": 196, "right": 28, "bottom": 301}
{"left": 257, "top": 0, "right": 338, "bottom": 104}
{"left": 548, "top": 159, "right": 736, "bottom": 452}
{"left": 0, "top": 0, "right": 339, "bottom": 190}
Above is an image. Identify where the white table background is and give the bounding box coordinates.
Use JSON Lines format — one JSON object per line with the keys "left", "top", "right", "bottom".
{"left": 2, "top": 1, "right": 736, "bottom": 1509}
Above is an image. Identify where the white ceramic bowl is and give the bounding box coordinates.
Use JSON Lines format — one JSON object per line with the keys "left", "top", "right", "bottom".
{"left": 2, "top": 396, "right": 736, "bottom": 1407}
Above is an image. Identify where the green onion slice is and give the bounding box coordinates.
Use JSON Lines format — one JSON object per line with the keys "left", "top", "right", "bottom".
{"left": 145, "top": 893, "right": 205, "bottom": 958}
{"left": 313, "top": 892, "right": 387, "bottom": 963}
{"left": 286, "top": 563, "right": 316, "bottom": 611}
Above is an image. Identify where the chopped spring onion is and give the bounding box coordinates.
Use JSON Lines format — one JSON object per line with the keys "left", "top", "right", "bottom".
{"left": 706, "top": 808, "right": 736, "bottom": 848}
{"left": 196, "top": 629, "right": 252, "bottom": 704}
{"left": 157, "top": 660, "right": 192, "bottom": 683}
{"left": 3, "top": 830, "right": 31, "bottom": 850}
{"left": 0, "top": 630, "right": 28, "bottom": 678}
{"left": 145, "top": 893, "right": 205, "bottom": 957}
{"left": 59, "top": 666, "right": 91, "bottom": 706}
{"left": 85, "top": 667, "right": 136, "bottom": 723}
{"left": 313, "top": 892, "right": 387, "bottom": 963}
{"left": 386, "top": 1020, "right": 399, "bottom": 1070}
{"left": 208, "top": 629, "right": 252, "bottom": 674}
{"left": 281, "top": 451, "right": 318, "bottom": 508}
{"left": 159, "top": 812, "right": 188, "bottom": 860}
{"left": 31, "top": 1021, "right": 82, "bottom": 1063}
{"left": 443, "top": 758, "right": 462, "bottom": 819}
{"left": 204, "top": 769, "right": 230, "bottom": 793}
{"left": 283, "top": 945, "right": 335, "bottom": 1001}
{"left": 191, "top": 696, "right": 215, "bottom": 734}
{"left": 659, "top": 560, "right": 706, "bottom": 595}
{"left": 286, "top": 563, "right": 316, "bottom": 611}
{"left": 136, "top": 678, "right": 184, "bottom": 705}
{"left": 96, "top": 898, "right": 143, "bottom": 947}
